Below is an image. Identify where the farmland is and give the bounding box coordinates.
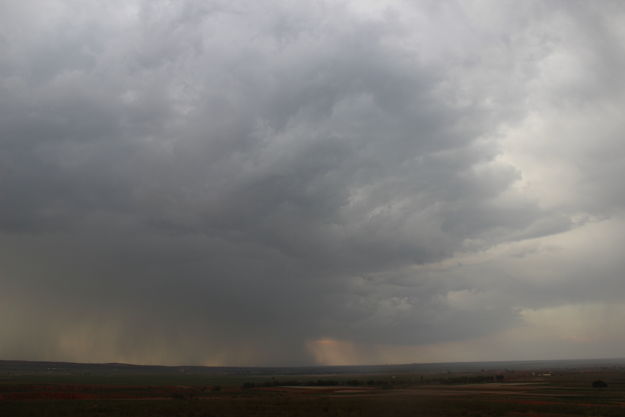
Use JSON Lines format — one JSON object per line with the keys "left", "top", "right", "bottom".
{"left": 2, "top": 359, "right": 625, "bottom": 416}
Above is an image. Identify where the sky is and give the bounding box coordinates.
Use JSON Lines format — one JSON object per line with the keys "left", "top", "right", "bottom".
{"left": 2, "top": 0, "right": 625, "bottom": 366}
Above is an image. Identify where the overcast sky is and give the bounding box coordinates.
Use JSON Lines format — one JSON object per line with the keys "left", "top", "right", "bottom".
{"left": 2, "top": 0, "right": 625, "bottom": 366}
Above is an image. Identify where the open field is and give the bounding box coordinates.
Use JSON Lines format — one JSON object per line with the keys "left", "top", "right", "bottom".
{"left": 2, "top": 360, "right": 625, "bottom": 416}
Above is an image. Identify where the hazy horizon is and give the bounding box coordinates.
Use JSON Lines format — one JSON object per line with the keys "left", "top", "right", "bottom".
{"left": 5, "top": 355, "right": 625, "bottom": 370}
{"left": 3, "top": 0, "right": 625, "bottom": 366}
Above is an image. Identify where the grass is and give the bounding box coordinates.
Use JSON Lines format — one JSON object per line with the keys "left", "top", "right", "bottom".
{"left": 3, "top": 367, "right": 625, "bottom": 416}
{"left": 2, "top": 394, "right": 624, "bottom": 417}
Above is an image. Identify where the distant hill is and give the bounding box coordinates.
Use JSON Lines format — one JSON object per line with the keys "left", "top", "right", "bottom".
{"left": 3, "top": 357, "right": 625, "bottom": 377}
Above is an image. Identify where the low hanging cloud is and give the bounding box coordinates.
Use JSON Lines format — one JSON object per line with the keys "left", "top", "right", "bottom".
{"left": 2, "top": 0, "right": 625, "bottom": 365}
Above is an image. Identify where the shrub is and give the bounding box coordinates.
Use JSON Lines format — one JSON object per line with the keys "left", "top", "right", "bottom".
{"left": 592, "top": 380, "right": 608, "bottom": 388}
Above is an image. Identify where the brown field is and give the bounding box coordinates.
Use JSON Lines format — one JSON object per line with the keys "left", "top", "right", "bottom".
{"left": 2, "top": 366, "right": 625, "bottom": 416}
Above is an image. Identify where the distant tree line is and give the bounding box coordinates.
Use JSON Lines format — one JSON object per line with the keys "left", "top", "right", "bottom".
{"left": 241, "top": 374, "right": 505, "bottom": 389}
{"left": 439, "top": 375, "right": 504, "bottom": 385}
{"left": 242, "top": 379, "right": 389, "bottom": 389}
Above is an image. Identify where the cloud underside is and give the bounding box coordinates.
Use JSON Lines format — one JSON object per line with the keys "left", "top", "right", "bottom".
{"left": 2, "top": 0, "right": 625, "bottom": 365}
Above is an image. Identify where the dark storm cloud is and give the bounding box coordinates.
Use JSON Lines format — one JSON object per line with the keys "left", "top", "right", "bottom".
{"left": 2, "top": 0, "right": 625, "bottom": 365}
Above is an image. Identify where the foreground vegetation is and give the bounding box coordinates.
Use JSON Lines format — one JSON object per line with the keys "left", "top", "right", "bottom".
{"left": 2, "top": 388, "right": 624, "bottom": 417}
{"left": 2, "top": 360, "right": 625, "bottom": 416}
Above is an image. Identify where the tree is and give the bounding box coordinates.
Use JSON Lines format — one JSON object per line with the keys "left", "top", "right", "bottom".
{"left": 592, "top": 380, "right": 608, "bottom": 388}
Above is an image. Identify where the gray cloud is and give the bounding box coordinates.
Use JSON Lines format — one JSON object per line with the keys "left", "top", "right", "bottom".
{"left": 2, "top": 0, "right": 625, "bottom": 365}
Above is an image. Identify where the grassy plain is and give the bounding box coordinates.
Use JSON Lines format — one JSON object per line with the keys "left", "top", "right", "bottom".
{"left": 2, "top": 360, "right": 625, "bottom": 416}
